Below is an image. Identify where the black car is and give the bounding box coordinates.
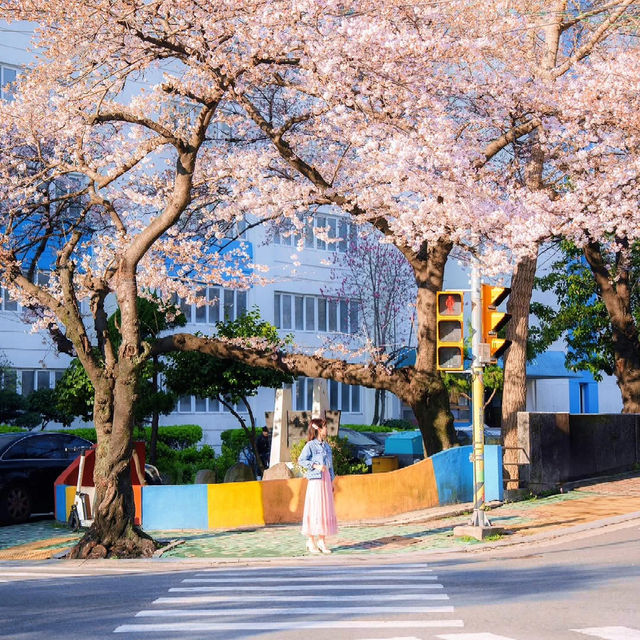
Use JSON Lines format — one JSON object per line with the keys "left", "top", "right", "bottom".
{"left": 339, "top": 428, "right": 385, "bottom": 469}
{"left": 0, "top": 432, "right": 93, "bottom": 524}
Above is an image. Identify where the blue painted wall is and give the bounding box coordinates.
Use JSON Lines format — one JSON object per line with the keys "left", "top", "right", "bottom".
{"left": 55, "top": 484, "right": 67, "bottom": 522}
{"left": 142, "top": 484, "right": 209, "bottom": 530}
{"left": 431, "top": 445, "right": 503, "bottom": 504}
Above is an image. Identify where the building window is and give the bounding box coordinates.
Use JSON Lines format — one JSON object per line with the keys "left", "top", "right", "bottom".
{"left": 0, "top": 64, "right": 18, "bottom": 101}
{"left": 273, "top": 213, "right": 356, "bottom": 252}
{"left": 274, "top": 293, "right": 359, "bottom": 334}
{"left": 6, "top": 369, "right": 65, "bottom": 396}
{"left": 174, "top": 395, "right": 246, "bottom": 414}
{"left": 328, "top": 379, "right": 361, "bottom": 413}
{"left": 0, "top": 369, "right": 17, "bottom": 392}
{"left": 176, "top": 287, "right": 247, "bottom": 325}
{"left": 0, "top": 286, "right": 18, "bottom": 311}
{"left": 292, "top": 377, "right": 361, "bottom": 413}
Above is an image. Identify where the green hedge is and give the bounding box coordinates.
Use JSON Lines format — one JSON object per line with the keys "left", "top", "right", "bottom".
{"left": 341, "top": 421, "right": 416, "bottom": 433}
{"left": 0, "top": 424, "right": 29, "bottom": 433}
{"left": 56, "top": 424, "right": 203, "bottom": 449}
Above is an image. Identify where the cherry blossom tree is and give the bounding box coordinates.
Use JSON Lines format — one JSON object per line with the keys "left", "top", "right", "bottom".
{"left": 1, "top": 1, "right": 640, "bottom": 554}
{"left": 324, "top": 227, "right": 417, "bottom": 423}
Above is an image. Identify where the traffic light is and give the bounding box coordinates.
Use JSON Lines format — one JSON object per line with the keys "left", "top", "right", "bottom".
{"left": 436, "top": 291, "right": 464, "bottom": 371}
{"left": 481, "top": 284, "right": 512, "bottom": 362}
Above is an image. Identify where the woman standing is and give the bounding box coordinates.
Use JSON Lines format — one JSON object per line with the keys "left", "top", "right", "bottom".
{"left": 297, "top": 417, "right": 338, "bottom": 554}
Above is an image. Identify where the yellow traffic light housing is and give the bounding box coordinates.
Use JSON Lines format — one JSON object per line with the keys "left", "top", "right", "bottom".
{"left": 481, "top": 284, "right": 512, "bottom": 362}
{"left": 436, "top": 291, "right": 464, "bottom": 371}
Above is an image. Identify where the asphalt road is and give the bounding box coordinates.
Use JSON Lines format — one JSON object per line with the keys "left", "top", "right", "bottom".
{"left": 2, "top": 521, "right": 639, "bottom": 640}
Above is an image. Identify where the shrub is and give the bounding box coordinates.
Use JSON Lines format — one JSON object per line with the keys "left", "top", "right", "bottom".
{"left": 156, "top": 444, "right": 216, "bottom": 484}
{"left": 380, "top": 418, "right": 415, "bottom": 430}
{"left": 134, "top": 424, "right": 202, "bottom": 449}
{"left": 0, "top": 424, "right": 28, "bottom": 433}
{"left": 342, "top": 423, "right": 395, "bottom": 433}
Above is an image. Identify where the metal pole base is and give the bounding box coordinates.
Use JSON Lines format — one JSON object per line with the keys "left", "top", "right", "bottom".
{"left": 470, "top": 508, "right": 492, "bottom": 528}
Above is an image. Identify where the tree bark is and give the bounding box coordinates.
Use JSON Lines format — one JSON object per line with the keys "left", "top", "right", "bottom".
{"left": 583, "top": 242, "right": 640, "bottom": 412}
{"left": 68, "top": 379, "right": 156, "bottom": 559}
{"left": 501, "top": 253, "right": 538, "bottom": 490}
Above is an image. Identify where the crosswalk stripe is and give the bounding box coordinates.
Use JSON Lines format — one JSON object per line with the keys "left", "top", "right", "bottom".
{"left": 437, "top": 634, "right": 516, "bottom": 640}
{"left": 169, "top": 583, "right": 444, "bottom": 592}
{"left": 136, "top": 605, "right": 456, "bottom": 616}
{"left": 182, "top": 575, "right": 438, "bottom": 584}
{"left": 154, "top": 593, "right": 450, "bottom": 604}
{"left": 194, "top": 567, "right": 433, "bottom": 577}
{"left": 114, "top": 620, "right": 465, "bottom": 633}
{"left": 571, "top": 628, "right": 640, "bottom": 640}
{"left": 195, "top": 563, "right": 431, "bottom": 574}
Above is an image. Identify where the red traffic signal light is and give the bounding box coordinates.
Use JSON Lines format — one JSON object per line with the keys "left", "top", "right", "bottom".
{"left": 436, "top": 291, "right": 464, "bottom": 371}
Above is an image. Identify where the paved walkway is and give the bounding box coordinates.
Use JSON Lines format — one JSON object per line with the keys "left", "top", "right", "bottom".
{"left": 1, "top": 471, "right": 639, "bottom": 562}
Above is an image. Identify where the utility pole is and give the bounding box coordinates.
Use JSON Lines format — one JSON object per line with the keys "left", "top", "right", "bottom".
{"left": 470, "top": 258, "right": 491, "bottom": 528}
{"left": 453, "top": 257, "right": 502, "bottom": 540}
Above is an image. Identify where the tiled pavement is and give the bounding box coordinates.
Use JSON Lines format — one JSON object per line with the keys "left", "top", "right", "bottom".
{"left": 1, "top": 472, "right": 639, "bottom": 561}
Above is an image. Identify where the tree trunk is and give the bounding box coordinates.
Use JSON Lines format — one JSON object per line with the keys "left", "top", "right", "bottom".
{"left": 583, "top": 242, "right": 640, "bottom": 412}
{"left": 501, "top": 253, "right": 538, "bottom": 491}
{"left": 68, "top": 354, "right": 156, "bottom": 558}
{"left": 149, "top": 354, "right": 159, "bottom": 466}
{"left": 411, "top": 239, "right": 457, "bottom": 454}
{"left": 372, "top": 389, "right": 380, "bottom": 425}
{"left": 408, "top": 372, "right": 456, "bottom": 455}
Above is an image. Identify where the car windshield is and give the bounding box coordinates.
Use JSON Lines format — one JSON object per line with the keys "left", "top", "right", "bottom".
{"left": 0, "top": 433, "right": 26, "bottom": 454}
{"left": 341, "top": 430, "right": 379, "bottom": 446}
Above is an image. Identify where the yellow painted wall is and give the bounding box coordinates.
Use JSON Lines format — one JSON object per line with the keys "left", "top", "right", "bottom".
{"left": 208, "top": 481, "right": 265, "bottom": 529}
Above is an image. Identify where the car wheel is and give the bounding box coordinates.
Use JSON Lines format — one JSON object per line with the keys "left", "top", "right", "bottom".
{"left": 0, "top": 485, "right": 32, "bottom": 524}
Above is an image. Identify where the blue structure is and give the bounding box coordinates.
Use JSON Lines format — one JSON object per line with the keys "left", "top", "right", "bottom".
{"left": 527, "top": 350, "right": 599, "bottom": 413}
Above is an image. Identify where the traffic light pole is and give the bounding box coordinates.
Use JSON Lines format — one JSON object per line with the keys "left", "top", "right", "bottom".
{"left": 470, "top": 258, "right": 491, "bottom": 528}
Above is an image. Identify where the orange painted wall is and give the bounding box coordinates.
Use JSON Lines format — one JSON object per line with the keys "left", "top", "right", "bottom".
{"left": 260, "top": 477, "right": 307, "bottom": 524}
{"left": 260, "top": 458, "right": 439, "bottom": 525}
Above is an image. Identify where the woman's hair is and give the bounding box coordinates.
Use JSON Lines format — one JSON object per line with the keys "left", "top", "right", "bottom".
{"left": 306, "top": 418, "right": 326, "bottom": 442}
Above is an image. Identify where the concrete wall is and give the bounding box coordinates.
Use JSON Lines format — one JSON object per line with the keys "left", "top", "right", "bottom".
{"left": 516, "top": 412, "right": 640, "bottom": 491}
{"left": 56, "top": 445, "right": 503, "bottom": 530}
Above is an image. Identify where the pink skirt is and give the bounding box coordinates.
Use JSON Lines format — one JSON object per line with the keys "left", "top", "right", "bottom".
{"left": 301, "top": 470, "right": 338, "bottom": 537}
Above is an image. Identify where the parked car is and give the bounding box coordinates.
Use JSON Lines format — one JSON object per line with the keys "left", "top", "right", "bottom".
{"left": 0, "top": 432, "right": 93, "bottom": 524}
{"left": 339, "top": 428, "right": 385, "bottom": 469}
{"left": 361, "top": 431, "right": 394, "bottom": 448}
{"left": 455, "top": 424, "right": 502, "bottom": 446}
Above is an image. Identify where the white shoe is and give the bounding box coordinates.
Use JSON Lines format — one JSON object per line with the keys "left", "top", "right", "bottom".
{"left": 306, "top": 539, "right": 320, "bottom": 554}
{"left": 317, "top": 540, "right": 332, "bottom": 554}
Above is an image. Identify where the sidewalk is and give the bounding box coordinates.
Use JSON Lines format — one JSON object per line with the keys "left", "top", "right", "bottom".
{"left": 1, "top": 471, "right": 639, "bottom": 562}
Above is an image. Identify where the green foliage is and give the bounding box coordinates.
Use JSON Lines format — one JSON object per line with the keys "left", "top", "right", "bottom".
{"left": 63, "top": 427, "right": 98, "bottom": 442}
{"left": 215, "top": 428, "right": 252, "bottom": 480}
{"left": 0, "top": 388, "right": 26, "bottom": 425}
{"left": 380, "top": 418, "right": 416, "bottom": 430}
{"left": 164, "top": 308, "right": 293, "bottom": 408}
{"left": 26, "top": 388, "right": 75, "bottom": 429}
{"left": 134, "top": 424, "right": 202, "bottom": 449}
{"left": 0, "top": 424, "right": 28, "bottom": 433}
{"left": 529, "top": 240, "right": 633, "bottom": 380}
{"left": 342, "top": 423, "right": 395, "bottom": 433}
{"left": 154, "top": 444, "right": 217, "bottom": 485}
{"left": 108, "top": 294, "right": 186, "bottom": 347}
{"left": 55, "top": 358, "right": 96, "bottom": 422}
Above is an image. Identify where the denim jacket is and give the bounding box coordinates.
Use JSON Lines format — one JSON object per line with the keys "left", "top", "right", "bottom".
{"left": 298, "top": 439, "right": 335, "bottom": 481}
